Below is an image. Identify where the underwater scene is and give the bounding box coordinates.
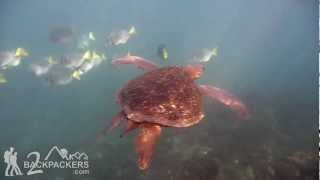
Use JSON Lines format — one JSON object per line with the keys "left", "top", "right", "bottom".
{"left": 0, "top": 0, "right": 317, "bottom": 179}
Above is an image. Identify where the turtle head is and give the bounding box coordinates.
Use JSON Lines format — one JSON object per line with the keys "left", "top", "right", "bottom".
{"left": 184, "top": 64, "right": 205, "bottom": 80}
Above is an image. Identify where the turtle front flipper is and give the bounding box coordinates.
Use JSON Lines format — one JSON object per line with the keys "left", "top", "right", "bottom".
{"left": 135, "top": 124, "right": 162, "bottom": 170}
{"left": 112, "top": 54, "right": 158, "bottom": 72}
{"left": 198, "top": 85, "right": 250, "bottom": 120}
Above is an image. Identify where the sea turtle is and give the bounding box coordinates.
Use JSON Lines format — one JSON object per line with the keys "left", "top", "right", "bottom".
{"left": 99, "top": 54, "right": 250, "bottom": 170}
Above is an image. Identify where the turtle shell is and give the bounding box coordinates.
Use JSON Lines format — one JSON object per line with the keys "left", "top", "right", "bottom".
{"left": 118, "top": 66, "right": 204, "bottom": 127}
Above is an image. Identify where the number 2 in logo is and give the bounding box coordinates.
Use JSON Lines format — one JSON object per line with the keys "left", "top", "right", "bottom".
{"left": 26, "top": 152, "right": 44, "bottom": 175}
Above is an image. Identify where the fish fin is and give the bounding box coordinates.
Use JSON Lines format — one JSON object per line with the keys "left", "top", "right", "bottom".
{"left": 91, "top": 51, "right": 101, "bottom": 60}
{"left": 15, "top": 48, "right": 29, "bottom": 57}
{"left": 0, "top": 73, "right": 7, "bottom": 83}
{"left": 47, "top": 56, "right": 58, "bottom": 65}
{"left": 71, "top": 70, "right": 82, "bottom": 80}
{"left": 89, "top": 32, "right": 95, "bottom": 41}
{"left": 211, "top": 47, "right": 218, "bottom": 56}
{"left": 128, "top": 26, "right": 136, "bottom": 35}
{"left": 82, "top": 50, "right": 92, "bottom": 60}
{"left": 163, "top": 49, "right": 168, "bottom": 60}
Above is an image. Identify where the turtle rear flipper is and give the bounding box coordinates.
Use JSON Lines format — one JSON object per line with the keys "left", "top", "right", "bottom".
{"left": 135, "top": 124, "right": 162, "bottom": 170}
{"left": 97, "top": 111, "right": 126, "bottom": 139}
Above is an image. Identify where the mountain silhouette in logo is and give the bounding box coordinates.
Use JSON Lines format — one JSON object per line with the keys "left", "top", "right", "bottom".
{"left": 44, "top": 146, "right": 88, "bottom": 161}
{"left": 69, "top": 152, "right": 88, "bottom": 160}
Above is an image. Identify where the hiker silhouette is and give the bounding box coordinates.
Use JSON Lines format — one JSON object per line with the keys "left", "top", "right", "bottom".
{"left": 4, "top": 147, "right": 23, "bottom": 176}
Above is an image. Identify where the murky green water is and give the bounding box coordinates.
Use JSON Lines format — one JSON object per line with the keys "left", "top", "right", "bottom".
{"left": 0, "top": 0, "right": 317, "bottom": 179}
